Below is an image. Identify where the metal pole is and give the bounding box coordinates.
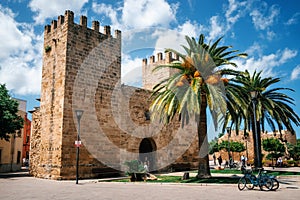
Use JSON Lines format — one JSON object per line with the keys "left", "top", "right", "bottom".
{"left": 227, "top": 131, "right": 231, "bottom": 162}
{"left": 76, "top": 117, "right": 81, "bottom": 184}
{"left": 252, "top": 99, "right": 262, "bottom": 168}
{"left": 246, "top": 140, "right": 248, "bottom": 162}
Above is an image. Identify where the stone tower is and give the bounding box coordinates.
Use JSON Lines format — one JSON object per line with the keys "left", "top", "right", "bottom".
{"left": 142, "top": 52, "right": 179, "bottom": 90}
{"left": 31, "top": 10, "right": 121, "bottom": 179}
{"left": 30, "top": 10, "right": 199, "bottom": 180}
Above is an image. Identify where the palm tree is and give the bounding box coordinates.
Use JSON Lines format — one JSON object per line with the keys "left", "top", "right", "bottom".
{"left": 224, "top": 70, "right": 300, "bottom": 167}
{"left": 150, "top": 34, "right": 247, "bottom": 178}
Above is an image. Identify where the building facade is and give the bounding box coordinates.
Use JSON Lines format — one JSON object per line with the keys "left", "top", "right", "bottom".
{"left": 29, "top": 11, "right": 199, "bottom": 180}
{"left": 214, "top": 129, "right": 297, "bottom": 164}
{"left": 0, "top": 98, "right": 27, "bottom": 172}
{"left": 22, "top": 114, "right": 31, "bottom": 166}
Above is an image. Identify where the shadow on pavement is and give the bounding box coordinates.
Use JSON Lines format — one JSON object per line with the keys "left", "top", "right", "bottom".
{"left": 0, "top": 169, "right": 30, "bottom": 179}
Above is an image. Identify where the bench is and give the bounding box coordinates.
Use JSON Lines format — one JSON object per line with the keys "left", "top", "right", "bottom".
{"left": 91, "top": 167, "right": 121, "bottom": 178}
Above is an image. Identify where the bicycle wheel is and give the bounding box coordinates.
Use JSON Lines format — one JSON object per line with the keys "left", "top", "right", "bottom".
{"left": 259, "top": 177, "right": 273, "bottom": 191}
{"left": 271, "top": 178, "right": 279, "bottom": 191}
{"left": 245, "top": 177, "right": 254, "bottom": 190}
{"left": 238, "top": 177, "right": 247, "bottom": 190}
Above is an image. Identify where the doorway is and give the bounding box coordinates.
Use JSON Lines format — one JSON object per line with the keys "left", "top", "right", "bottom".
{"left": 139, "top": 138, "right": 156, "bottom": 171}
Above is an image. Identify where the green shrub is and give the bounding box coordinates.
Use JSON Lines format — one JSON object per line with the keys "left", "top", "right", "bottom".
{"left": 124, "top": 160, "right": 145, "bottom": 175}
{"left": 287, "top": 160, "right": 296, "bottom": 165}
{"left": 45, "top": 45, "right": 51, "bottom": 52}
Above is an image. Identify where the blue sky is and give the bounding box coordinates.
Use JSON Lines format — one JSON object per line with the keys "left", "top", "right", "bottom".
{"left": 0, "top": 0, "right": 299, "bottom": 138}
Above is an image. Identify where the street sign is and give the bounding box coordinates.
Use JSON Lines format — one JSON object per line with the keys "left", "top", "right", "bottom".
{"left": 75, "top": 140, "right": 82, "bottom": 147}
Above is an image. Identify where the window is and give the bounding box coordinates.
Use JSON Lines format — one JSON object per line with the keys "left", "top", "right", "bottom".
{"left": 16, "top": 129, "right": 22, "bottom": 137}
{"left": 17, "top": 151, "right": 21, "bottom": 164}
{"left": 144, "top": 111, "right": 151, "bottom": 121}
{"left": 26, "top": 135, "right": 30, "bottom": 143}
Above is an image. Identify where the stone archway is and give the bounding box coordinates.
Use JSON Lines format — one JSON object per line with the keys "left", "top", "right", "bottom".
{"left": 139, "top": 138, "right": 156, "bottom": 171}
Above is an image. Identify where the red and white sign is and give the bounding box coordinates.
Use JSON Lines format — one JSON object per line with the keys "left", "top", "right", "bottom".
{"left": 75, "top": 140, "right": 82, "bottom": 147}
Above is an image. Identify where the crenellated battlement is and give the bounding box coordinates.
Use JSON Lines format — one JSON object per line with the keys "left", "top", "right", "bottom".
{"left": 44, "top": 10, "right": 121, "bottom": 39}
{"left": 142, "top": 52, "right": 179, "bottom": 66}
{"left": 142, "top": 52, "right": 180, "bottom": 90}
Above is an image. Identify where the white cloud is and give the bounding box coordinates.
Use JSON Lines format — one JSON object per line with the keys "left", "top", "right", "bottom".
{"left": 206, "top": 0, "right": 249, "bottom": 41}
{"left": 122, "top": 0, "right": 178, "bottom": 28}
{"left": 246, "top": 42, "right": 264, "bottom": 57}
{"left": 0, "top": 6, "right": 32, "bottom": 59}
{"left": 0, "top": 5, "right": 43, "bottom": 95}
{"left": 234, "top": 48, "right": 298, "bottom": 78}
{"left": 0, "top": 57, "right": 42, "bottom": 95}
{"left": 93, "top": 0, "right": 178, "bottom": 30}
{"left": 266, "top": 30, "right": 275, "bottom": 41}
{"left": 207, "top": 16, "right": 224, "bottom": 41}
{"left": 153, "top": 29, "right": 186, "bottom": 53}
{"left": 250, "top": 4, "right": 279, "bottom": 31}
{"left": 291, "top": 65, "right": 300, "bottom": 80}
{"left": 176, "top": 20, "right": 204, "bottom": 38}
{"left": 225, "top": 0, "right": 247, "bottom": 25}
{"left": 92, "top": 0, "right": 180, "bottom": 87}
{"left": 92, "top": 2, "right": 122, "bottom": 29}
{"left": 29, "top": 0, "right": 88, "bottom": 24}
{"left": 121, "top": 54, "right": 143, "bottom": 86}
{"left": 285, "top": 12, "right": 300, "bottom": 25}
{"left": 278, "top": 48, "right": 298, "bottom": 64}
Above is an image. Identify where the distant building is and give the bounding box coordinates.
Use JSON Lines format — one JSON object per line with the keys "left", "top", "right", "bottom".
{"left": 22, "top": 114, "right": 31, "bottom": 167}
{"left": 0, "top": 98, "right": 29, "bottom": 172}
{"left": 212, "top": 129, "right": 297, "bottom": 164}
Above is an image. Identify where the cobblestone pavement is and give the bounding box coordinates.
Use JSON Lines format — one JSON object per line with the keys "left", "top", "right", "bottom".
{"left": 0, "top": 171, "right": 300, "bottom": 200}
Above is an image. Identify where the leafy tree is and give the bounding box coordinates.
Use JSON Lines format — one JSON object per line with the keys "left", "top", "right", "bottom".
{"left": 262, "top": 138, "right": 285, "bottom": 165}
{"left": 150, "top": 34, "right": 246, "bottom": 178}
{"left": 230, "top": 141, "right": 246, "bottom": 154}
{"left": 218, "top": 140, "right": 245, "bottom": 161}
{"left": 208, "top": 138, "right": 219, "bottom": 155}
{"left": 223, "top": 70, "right": 300, "bottom": 168}
{"left": 0, "top": 84, "right": 23, "bottom": 140}
{"left": 218, "top": 140, "right": 230, "bottom": 153}
{"left": 287, "top": 139, "right": 300, "bottom": 160}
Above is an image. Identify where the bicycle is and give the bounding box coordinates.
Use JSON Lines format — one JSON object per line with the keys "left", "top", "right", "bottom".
{"left": 238, "top": 168, "right": 274, "bottom": 191}
{"left": 260, "top": 170, "right": 279, "bottom": 191}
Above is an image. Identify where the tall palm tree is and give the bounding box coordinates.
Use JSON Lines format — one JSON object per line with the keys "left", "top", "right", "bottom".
{"left": 150, "top": 34, "right": 247, "bottom": 178}
{"left": 223, "top": 70, "right": 300, "bottom": 167}
{"left": 220, "top": 69, "right": 248, "bottom": 134}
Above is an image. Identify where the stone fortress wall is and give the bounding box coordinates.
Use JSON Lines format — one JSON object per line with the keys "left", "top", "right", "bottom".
{"left": 142, "top": 52, "right": 179, "bottom": 91}
{"left": 215, "top": 130, "right": 296, "bottom": 164}
{"left": 29, "top": 10, "right": 199, "bottom": 180}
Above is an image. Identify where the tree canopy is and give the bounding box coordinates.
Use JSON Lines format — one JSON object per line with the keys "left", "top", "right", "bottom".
{"left": 0, "top": 84, "right": 24, "bottom": 141}
{"left": 262, "top": 138, "right": 285, "bottom": 159}
{"left": 287, "top": 139, "right": 300, "bottom": 160}
{"left": 218, "top": 140, "right": 245, "bottom": 153}
{"left": 150, "top": 34, "right": 246, "bottom": 178}
{"left": 223, "top": 70, "right": 300, "bottom": 139}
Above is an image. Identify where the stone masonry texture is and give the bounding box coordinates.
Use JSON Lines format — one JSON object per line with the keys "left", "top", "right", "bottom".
{"left": 29, "top": 11, "right": 199, "bottom": 180}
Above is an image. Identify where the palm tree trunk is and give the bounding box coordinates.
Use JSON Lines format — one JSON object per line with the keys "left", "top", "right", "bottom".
{"left": 196, "top": 93, "right": 211, "bottom": 178}
{"left": 251, "top": 114, "right": 262, "bottom": 168}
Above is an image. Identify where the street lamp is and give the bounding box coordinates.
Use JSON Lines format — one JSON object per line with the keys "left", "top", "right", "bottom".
{"left": 226, "top": 127, "right": 231, "bottom": 163}
{"left": 75, "top": 109, "right": 84, "bottom": 184}
{"left": 245, "top": 137, "right": 248, "bottom": 161}
{"left": 250, "top": 91, "right": 262, "bottom": 168}
{"left": 243, "top": 133, "right": 249, "bottom": 165}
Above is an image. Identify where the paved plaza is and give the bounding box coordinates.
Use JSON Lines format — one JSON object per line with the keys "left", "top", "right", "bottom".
{"left": 1, "top": 170, "right": 300, "bottom": 200}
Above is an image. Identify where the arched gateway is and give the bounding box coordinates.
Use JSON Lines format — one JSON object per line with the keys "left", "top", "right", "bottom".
{"left": 139, "top": 138, "right": 156, "bottom": 171}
